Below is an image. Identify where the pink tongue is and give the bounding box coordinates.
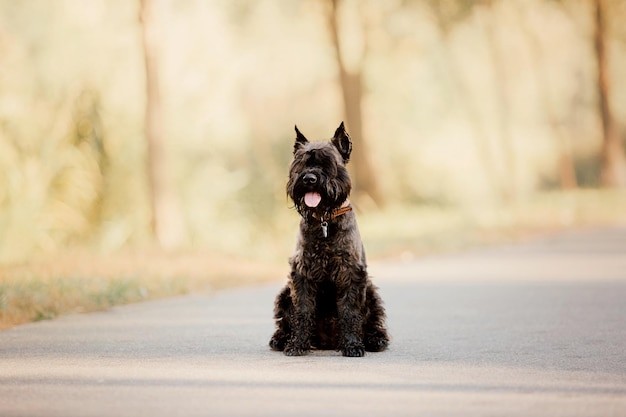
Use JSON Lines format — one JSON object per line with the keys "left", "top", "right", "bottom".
{"left": 304, "top": 192, "right": 322, "bottom": 208}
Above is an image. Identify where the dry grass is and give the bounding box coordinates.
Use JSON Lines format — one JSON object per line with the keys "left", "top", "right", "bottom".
{"left": 1, "top": 189, "right": 624, "bottom": 330}
{"left": 0, "top": 251, "right": 284, "bottom": 329}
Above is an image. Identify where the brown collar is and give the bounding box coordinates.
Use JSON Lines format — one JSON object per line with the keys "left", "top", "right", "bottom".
{"left": 311, "top": 202, "right": 352, "bottom": 238}
{"left": 327, "top": 205, "right": 353, "bottom": 220}
{"left": 312, "top": 200, "right": 353, "bottom": 221}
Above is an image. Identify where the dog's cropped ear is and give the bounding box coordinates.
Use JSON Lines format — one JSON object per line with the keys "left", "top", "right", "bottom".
{"left": 331, "top": 121, "right": 352, "bottom": 163}
{"left": 294, "top": 125, "right": 308, "bottom": 153}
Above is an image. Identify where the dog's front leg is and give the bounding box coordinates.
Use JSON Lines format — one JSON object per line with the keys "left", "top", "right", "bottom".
{"left": 284, "top": 271, "right": 315, "bottom": 356}
{"left": 337, "top": 273, "right": 367, "bottom": 357}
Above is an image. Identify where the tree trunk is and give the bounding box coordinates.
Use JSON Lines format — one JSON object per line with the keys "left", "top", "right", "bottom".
{"left": 139, "top": 0, "right": 186, "bottom": 248}
{"left": 327, "top": 0, "right": 383, "bottom": 207}
{"left": 594, "top": 0, "right": 626, "bottom": 187}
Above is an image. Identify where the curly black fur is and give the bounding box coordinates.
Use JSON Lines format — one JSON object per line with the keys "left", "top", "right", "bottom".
{"left": 269, "top": 122, "right": 389, "bottom": 357}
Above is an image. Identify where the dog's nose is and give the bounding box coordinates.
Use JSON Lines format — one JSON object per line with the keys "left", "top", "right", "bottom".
{"left": 303, "top": 173, "right": 317, "bottom": 185}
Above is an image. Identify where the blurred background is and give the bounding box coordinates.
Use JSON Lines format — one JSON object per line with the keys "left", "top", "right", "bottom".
{"left": 1, "top": 0, "right": 625, "bottom": 266}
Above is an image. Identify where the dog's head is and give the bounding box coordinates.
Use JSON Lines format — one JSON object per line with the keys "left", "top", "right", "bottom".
{"left": 287, "top": 122, "right": 352, "bottom": 217}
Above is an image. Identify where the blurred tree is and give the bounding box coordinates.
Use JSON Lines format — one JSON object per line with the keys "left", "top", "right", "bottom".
{"left": 477, "top": 0, "right": 517, "bottom": 200}
{"left": 428, "top": 0, "right": 504, "bottom": 201}
{"left": 326, "top": 0, "right": 383, "bottom": 207}
{"left": 139, "top": 0, "right": 187, "bottom": 247}
{"left": 515, "top": 1, "right": 578, "bottom": 189}
{"left": 593, "top": 0, "right": 626, "bottom": 187}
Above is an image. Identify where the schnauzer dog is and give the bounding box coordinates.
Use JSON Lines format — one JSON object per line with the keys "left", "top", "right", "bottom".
{"left": 269, "top": 122, "right": 389, "bottom": 357}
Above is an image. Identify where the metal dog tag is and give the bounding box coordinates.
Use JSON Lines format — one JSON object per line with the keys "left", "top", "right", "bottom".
{"left": 321, "top": 221, "right": 328, "bottom": 238}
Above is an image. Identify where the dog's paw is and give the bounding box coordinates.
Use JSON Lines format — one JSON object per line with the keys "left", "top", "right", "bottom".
{"left": 269, "top": 337, "right": 285, "bottom": 351}
{"left": 284, "top": 345, "right": 309, "bottom": 356}
{"left": 342, "top": 345, "right": 365, "bottom": 357}
{"left": 364, "top": 334, "right": 389, "bottom": 352}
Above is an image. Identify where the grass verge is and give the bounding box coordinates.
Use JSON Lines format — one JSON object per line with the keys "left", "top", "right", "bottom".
{"left": 0, "top": 252, "right": 283, "bottom": 329}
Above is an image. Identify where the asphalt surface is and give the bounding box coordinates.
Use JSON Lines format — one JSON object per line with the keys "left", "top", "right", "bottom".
{"left": 1, "top": 227, "right": 626, "bottom": 416}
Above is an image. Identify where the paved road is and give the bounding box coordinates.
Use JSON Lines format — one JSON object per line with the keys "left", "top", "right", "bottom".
{"left": 1, "top": 227, "right": 626, "bottom": 416}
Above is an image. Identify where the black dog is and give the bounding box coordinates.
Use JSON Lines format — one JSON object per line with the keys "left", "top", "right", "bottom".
{"left": 269, "top": 122, "right": 389, "bottom": 357}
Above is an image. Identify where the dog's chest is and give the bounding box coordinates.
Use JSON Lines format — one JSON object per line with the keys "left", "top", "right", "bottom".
{"left": 295, "top": 239, "right": 362, "bottom": 283}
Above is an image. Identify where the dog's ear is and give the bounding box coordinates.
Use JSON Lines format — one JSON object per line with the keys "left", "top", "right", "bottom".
{"left": 331, "top": 121, "right": 352, "bottom": 163}
{"left": 294, "top": 125, "right": 308, "bottom": 153}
